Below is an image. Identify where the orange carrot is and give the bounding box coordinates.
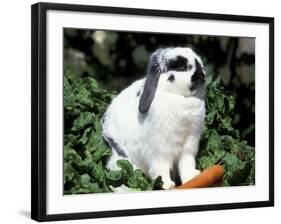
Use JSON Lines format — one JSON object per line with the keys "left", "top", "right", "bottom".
{"left": 176, "top": 165, "right": 224, "bottom": 189}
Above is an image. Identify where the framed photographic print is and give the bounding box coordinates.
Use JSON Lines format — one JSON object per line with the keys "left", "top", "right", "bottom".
{"left": 31, "top": 2, "right": 274, "bottom": 222}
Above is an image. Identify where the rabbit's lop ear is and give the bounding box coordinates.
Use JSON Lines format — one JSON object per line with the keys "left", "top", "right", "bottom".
{"left": 139, "top": 49, "right": 164, "bottom": 113}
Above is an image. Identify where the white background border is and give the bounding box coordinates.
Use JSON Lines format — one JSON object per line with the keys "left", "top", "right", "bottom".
{"left": 46, "top": 9, "right": 269, "bottom": 215}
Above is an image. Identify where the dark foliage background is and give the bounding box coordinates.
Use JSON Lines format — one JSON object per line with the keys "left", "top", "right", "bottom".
{"left": 64, "top": 28, "right": 255, "bottom": 146}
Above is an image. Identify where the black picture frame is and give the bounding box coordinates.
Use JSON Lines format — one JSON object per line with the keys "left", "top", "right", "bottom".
{"left": 31, "top": 2, "right": 274, "bottom": 222}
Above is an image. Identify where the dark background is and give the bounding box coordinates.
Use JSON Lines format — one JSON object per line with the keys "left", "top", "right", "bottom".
{"left": 64, "top": 28, "right": 255, "bottom": 146}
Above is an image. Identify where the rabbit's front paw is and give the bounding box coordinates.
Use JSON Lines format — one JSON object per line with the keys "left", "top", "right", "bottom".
{"left": 162, "top": 179, "right": 175, "bottom": 190}
{"left": 181, "top": 169, "right": 200, "bottom": 184}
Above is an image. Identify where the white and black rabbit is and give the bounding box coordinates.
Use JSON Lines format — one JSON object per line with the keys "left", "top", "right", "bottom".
{"left": 101, "top": 47, "right": 206, "bottom": 189}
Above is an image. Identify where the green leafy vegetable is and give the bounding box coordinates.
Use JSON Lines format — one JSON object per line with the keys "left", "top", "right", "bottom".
{"left": 197, "top": 76, "right": 255, "bottom": 186}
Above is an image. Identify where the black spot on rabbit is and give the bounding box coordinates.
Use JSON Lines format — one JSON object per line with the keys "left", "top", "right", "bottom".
{"left": 167, "top": 56, "right": 188, "bottom": 72}
{"left": 104, "top": 136, "right": 127, "bottom": 158}
{"left": 101, "top": 113, "right": 107, "bottom": 124}
{"left": 190, "top": 59, "right": 205, "bottom": 91}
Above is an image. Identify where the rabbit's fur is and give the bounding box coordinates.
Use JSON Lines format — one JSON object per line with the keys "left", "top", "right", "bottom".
{"left": 102, "top": 47, "right": 206, "bottom": 189}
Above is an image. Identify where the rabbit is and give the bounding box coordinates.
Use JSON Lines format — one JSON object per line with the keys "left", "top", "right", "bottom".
{"left": 101, "top": 47, "right": 206, "bottom": 189}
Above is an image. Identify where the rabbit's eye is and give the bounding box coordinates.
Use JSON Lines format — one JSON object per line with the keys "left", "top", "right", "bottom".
{"left": 167, "top": 56, "right": 188, "bottom": 72}
{"left": 167, "top": 74, "right": 175, "bottom": 82}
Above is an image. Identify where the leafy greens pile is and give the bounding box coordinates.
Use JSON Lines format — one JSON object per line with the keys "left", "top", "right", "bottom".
{"left": 197, "top": 76, "right": 255, "bottom": 186}
{"left": 64, "top": 71, "right": 255, "bottom": 194}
